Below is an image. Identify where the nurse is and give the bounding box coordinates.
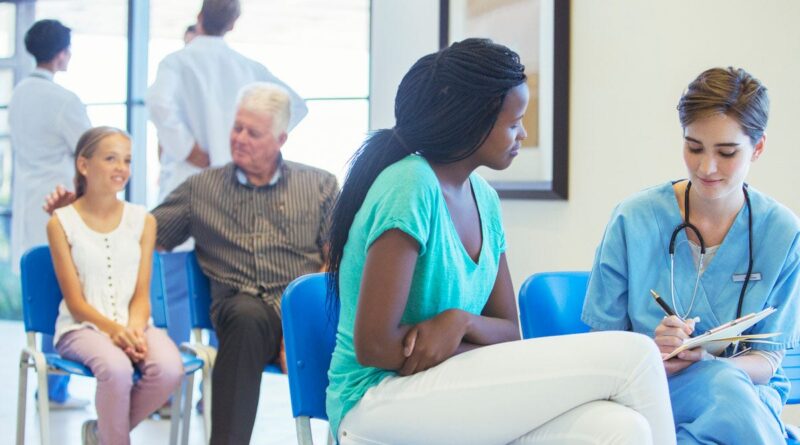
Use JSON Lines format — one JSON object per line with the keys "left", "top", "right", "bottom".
{"left": 582, "top": 66, "right": 800, "bottom": 444}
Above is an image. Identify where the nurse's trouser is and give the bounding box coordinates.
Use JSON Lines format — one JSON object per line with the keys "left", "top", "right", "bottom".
{"left": 669, "top": 359, "right": 785, "bottom": 445}
{"left": 339, "top": 331, "right": 676, "bottom": 445}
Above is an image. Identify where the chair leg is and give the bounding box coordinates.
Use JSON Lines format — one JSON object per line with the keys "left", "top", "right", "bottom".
{"left": 180, "top": 373, "right": 195, "bottom": 445}
{"left": 202, "top": 365, "right": 212, "bottom": 445}
{"left": 169, "top": 380, "right": 182, "bottom": 445}
{"left": 33, "top": 355, "right": 49, "bottom": 445}
{"left": 296, "top": 417, "right": 313, "bottom": 445}
{"left": 16, "top": 352, "right": 30, "bottom": 445}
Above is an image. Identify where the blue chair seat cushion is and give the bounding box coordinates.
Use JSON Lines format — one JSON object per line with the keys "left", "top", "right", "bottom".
{"left": 47, "top": 352, "right": 204, "bottom": 381}
{"left": 181, "top": 352, "right": 204, "bottom": 374}
{"left": 45, "top": 353, "right": 93, "bottom": 377}
{"left": 264, "top": 363, "right": 282, "bottom": 374}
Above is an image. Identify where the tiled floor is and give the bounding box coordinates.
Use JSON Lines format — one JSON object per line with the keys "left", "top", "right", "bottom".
{"left": 1, "top": 320, "right": 329, "bottom": 445}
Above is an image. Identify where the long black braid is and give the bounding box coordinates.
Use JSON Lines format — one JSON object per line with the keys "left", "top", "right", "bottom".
{"left": 326, "top": 38, "right": 526, "bottom": 305}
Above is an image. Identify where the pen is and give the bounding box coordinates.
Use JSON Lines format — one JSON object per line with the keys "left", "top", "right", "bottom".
{"left": 650, "top": 289, "right": 676, "bottom": 317}
{"left": 649, "top": 289, "right": 701, "bottom": 325}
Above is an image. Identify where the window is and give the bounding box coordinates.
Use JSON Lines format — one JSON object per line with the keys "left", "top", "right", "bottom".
{"left": 35, "top": 0, "right": 129, "bottom": 129}
{"left": 146, "top": 0, "right": 370, "bottom": 205}
{"left": 0, "top": 2, "right": 18, "bottom": 319}
{"left": 0, "top": 1, "right": 371, "bottom": 319}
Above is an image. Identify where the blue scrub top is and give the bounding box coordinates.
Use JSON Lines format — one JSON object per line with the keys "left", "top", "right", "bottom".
{"left": 582, "top": 181, "right": 800, "bottom": 402}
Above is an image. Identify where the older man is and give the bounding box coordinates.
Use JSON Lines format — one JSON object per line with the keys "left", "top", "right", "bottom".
{"left": 156, "top": 83, "right": 336, "bottom": 444}
{"left": 47, "top": 83, "right": 336, "bottom": 444}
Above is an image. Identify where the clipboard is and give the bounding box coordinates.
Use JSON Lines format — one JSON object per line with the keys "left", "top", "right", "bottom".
{"left": 662, "top": 306, "right": 778, "bottom": 360}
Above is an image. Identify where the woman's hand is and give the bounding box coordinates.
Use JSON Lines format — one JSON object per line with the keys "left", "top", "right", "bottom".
{"left": 399, "top": 309, "right": 467, "bottom": 376}
{"left": 655, "top": 315, "right": 700, "bottom": 375}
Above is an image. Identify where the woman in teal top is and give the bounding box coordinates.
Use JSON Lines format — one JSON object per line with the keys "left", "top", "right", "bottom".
{"left": 325, "top": 39, "right": 677, "bottom": 445}
{"left": 582, "top": 67, "right": 800, "bottom": 444}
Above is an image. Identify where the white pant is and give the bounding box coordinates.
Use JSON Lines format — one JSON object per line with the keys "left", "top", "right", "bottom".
{"left": 339, "top": 331, "right": 676, "bottom": 445}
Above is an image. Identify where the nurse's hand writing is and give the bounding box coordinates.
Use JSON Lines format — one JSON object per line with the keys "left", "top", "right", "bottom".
{"left": 655, "top": 315, "right": 698, "bottom": 375}
{"left": 398, "top": 309, "right": 467, "bottom": 376}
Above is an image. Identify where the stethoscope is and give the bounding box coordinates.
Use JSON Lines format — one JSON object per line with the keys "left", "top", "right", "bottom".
{"left": 668, "top": 181, "right": 754, "bottom": 321}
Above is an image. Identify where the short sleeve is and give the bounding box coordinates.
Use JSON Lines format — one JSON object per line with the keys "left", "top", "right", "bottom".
{"left": 361, "top": 160, "right": 436, "bottom": 256}
{"left": 752, "top": 234, "right": 800, "bottom": 351}
{"left": 582, "top": 206, "right": 633, "bottom": 331}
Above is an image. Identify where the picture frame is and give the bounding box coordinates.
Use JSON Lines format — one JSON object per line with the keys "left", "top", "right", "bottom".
{"left": 440, "top": 0, "right": 570, "bottom": 199}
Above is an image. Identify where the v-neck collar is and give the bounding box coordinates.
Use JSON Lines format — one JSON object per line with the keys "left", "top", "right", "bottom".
{"left": 659, "top": 181, "right": 750, "bottom": 326}
{"left": 426, "top": 161, "right": 487, "bottom": 267}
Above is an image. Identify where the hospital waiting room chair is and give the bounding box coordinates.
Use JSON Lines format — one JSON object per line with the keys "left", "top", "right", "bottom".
{"left": 517, "top": 270, "right": 800, "bottom": 444}
{"left": 281, "top": 272, "right": 336, "bottom": 445}
{"left": 181, "top": 251, "right": 281, "bottom": 444}
{"left": 16, "top": 245, "right": 203, "bottom": 445}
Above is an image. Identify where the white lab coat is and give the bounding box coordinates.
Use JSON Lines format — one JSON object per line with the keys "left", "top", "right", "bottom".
{"left": 7, "top": 68, "right": 91, "bottom": 274}
{"left": 147, "top": 35, "right": 308, "bottom": 200}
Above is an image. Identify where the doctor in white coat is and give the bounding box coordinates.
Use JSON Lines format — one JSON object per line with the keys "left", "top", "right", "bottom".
{"left": 8, "top": 19, "right": 91, "bottom": 410}
{"left": 147, "top": 0, "right": 308, "bottom": 201}
{"left": 9, "top": 20, "right": 90, "bottom": 274}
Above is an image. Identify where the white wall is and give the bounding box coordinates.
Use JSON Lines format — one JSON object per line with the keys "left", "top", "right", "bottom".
{"left": 370, "top": 0, "right": 800, "bottom": 288}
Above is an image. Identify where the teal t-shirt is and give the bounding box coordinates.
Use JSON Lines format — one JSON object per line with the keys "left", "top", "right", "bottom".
{"left": 325, "top": 155, "right": 507, "bottom": 436}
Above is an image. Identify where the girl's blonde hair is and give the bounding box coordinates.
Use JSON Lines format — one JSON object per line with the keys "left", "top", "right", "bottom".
{"left": 74, "top": 126, "right": 131, "bottom": 198}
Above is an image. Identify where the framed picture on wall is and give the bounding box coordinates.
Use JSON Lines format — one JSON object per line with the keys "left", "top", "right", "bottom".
{"left": 440, "top": 0, "right": 570, "bottom": 199}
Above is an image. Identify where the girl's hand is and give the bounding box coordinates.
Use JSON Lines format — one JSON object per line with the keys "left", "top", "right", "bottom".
{"left": 129, "top": 325, "right": 148, "bottom": 359}
{"left": 111, "top": 325, "right": 145, "bottom": 362}
{"left": 399, "top": 309, "right": 467, "bottom": 376}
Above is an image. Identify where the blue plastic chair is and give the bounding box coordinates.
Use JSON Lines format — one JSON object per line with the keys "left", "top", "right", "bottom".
{"left": 151, "top": 253, "right": 205, "bottom": 445}
{"left": 183, "top": 251, "right": 282, "bottom": 442}
{"left": 517, "top": 271, "right": 590, "bottom": 339}
{"left": 16, "top": 245, "right": 202, "bottom": 445}
{"left": 518, "top": 270, "right": 800, "bottom": 444}
{"left": 783, "top": 349, "right": 800, "bottom": 444}
{"left": 281, "top": 273, "right": 336, "bottom": 445}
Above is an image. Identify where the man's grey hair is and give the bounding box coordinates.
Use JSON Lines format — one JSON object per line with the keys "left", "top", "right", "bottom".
{"left": 236, "top": 82, "right": 292, "bottom": 136}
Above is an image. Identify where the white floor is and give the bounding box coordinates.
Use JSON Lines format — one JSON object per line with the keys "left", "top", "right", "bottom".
{"left": 5, "top": 319, "right": 800, "bottom": 445}
{"left": 1, "top": 320, "right": 329, "bottom": 445}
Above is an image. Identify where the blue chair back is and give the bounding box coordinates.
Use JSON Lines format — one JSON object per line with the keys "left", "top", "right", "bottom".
{"left": 186, "top": 251, "right": 214, "bottom": 330}
{"left": 784, "top": 349, "right": 800, "bottom": 404}
{"left": 150, "top": 252, "right": 169, "bottom": 329}
{"left": 518, "top": 271, "right": 591, "bottom": 339}
{"left": 21, "top": 245, "right": 169, "bottom": 332}
{"left": 20, "top": 246, "right": 63, "bottom": 335}
{"left": 281, "top": 273, "right": 338, "bottom": 421}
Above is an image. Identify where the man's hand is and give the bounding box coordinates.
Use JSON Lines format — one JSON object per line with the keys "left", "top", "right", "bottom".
{"left": 43, "top": 184, "right": 77, "bottom": 215}
{"left": 186, "top": 142, "right": 210, "bottom": 168}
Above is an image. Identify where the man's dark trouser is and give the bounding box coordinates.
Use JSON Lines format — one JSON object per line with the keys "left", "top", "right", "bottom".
{"left": 209, "top": 292, "right": 281, "bottom": 445}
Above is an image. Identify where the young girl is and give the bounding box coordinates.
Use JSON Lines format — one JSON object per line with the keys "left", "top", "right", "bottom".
{"left": 48, "top": 126, "right": 183, "bottom": 445}
{"left": 582, "top": 67, "right": 800, "bottom": 443}
{"left": 325, "top": 38, "right": 677, "bottom": 445}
